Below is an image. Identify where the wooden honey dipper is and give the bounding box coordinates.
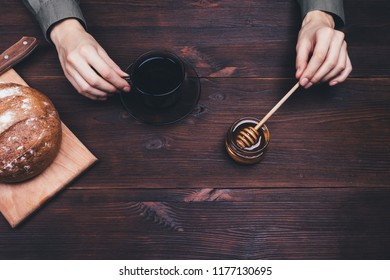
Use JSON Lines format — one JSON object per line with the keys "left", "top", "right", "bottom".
{"left": 236, "top": 82, "right": 300, "bottom": 148}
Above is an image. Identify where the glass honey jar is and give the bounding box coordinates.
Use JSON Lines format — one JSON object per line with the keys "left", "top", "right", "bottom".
{"left": 225, "top": 117, "right": 270, "bottom": 164}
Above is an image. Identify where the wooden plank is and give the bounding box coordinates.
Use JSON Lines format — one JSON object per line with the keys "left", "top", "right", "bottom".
{"left": 0, "top": 187, "right": 389, "bottom": 259}
{"left": 0, "top": 69, "right": 97, "bottom": 228}
{"left": 3, "top": 1, "right": 390, "bottom": 79}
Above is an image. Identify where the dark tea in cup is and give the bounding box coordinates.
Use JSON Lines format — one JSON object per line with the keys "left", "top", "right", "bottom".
{"left": 120, "top": 50, "right": 201, "bottom": 125}
{"left": 129, "top": 51, "right": 185, "bottom": 108}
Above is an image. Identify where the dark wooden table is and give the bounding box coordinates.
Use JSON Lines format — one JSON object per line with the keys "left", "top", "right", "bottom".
{"left": 1, "top": 0, "right": 389, "bottom": 259}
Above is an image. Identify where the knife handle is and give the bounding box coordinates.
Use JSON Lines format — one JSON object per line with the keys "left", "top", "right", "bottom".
{"left": 0, "top": 36, "right": 38, "bottom": 75}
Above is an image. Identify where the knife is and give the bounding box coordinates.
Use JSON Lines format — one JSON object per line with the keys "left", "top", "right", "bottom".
{"left": 0, "top": 36, "right": 38, "bottom": 76}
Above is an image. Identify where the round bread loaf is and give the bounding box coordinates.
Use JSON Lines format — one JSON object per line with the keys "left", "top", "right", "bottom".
{"left": 0, "top": 83, "right": 62, "bottom": 183}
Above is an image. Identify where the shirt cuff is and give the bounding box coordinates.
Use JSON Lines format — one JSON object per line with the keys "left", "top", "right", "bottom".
{"left": 298, "top": 0, "right": 345, "bottom": 28}
{"left": 35, "top": 0, "right": 87, "bottom": 42}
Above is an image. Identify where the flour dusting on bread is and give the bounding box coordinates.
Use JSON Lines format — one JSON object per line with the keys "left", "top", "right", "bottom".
{"left": 0, "top": 83, "right": 62, "bottom": 183}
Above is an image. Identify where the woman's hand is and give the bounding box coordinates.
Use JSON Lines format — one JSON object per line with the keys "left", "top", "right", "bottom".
{"left": 295, "top": 10, "right": 352, "bottom": 89}
{"left": 50, "top": 19, "right": 130, "bottom": 100}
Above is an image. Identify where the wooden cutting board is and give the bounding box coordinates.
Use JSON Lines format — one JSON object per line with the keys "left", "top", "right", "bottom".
{"left": 0, "top": 69, "right": 97, "bottom": 228}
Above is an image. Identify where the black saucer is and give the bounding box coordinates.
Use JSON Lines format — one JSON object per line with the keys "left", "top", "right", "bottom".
{"left": 120, "top": 62, "right": 201, "bottom": 125}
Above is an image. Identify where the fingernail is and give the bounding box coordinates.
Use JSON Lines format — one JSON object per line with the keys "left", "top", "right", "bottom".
{"left": 305, "top": 82, "right": 313, "bottom": 89}
{"left": 330, "top": 80, "right": 338, "bottom": 86}
{"left": 123, "top": 86, "right": 131, "bottom": 92}
{"left": 301, "top": 77, "right": 309, "bottom": 87}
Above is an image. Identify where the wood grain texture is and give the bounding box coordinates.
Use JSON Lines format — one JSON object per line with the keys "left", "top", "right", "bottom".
{"left": 0, "top": 37, "right": 37, "bottom": 76}
{"left": 1, "top": 187, "right": 389, "bottom": 259}
{"left": 0, "top": 0, "right": 389, "bottom": 259}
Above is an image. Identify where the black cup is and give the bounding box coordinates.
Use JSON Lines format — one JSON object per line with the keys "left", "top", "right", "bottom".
{"left": 127, "top": 51, "right": 185, "bottom": 108}
{"left": 120, "top": 50, "right": 201, "bottom": 125}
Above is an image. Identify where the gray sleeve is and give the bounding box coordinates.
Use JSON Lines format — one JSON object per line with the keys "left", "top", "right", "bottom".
{"left": 23, "top": 0, "right": 87, "bottom": 41}
{"left": 297, "top": 0, "right": 345, "bottom": 27}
